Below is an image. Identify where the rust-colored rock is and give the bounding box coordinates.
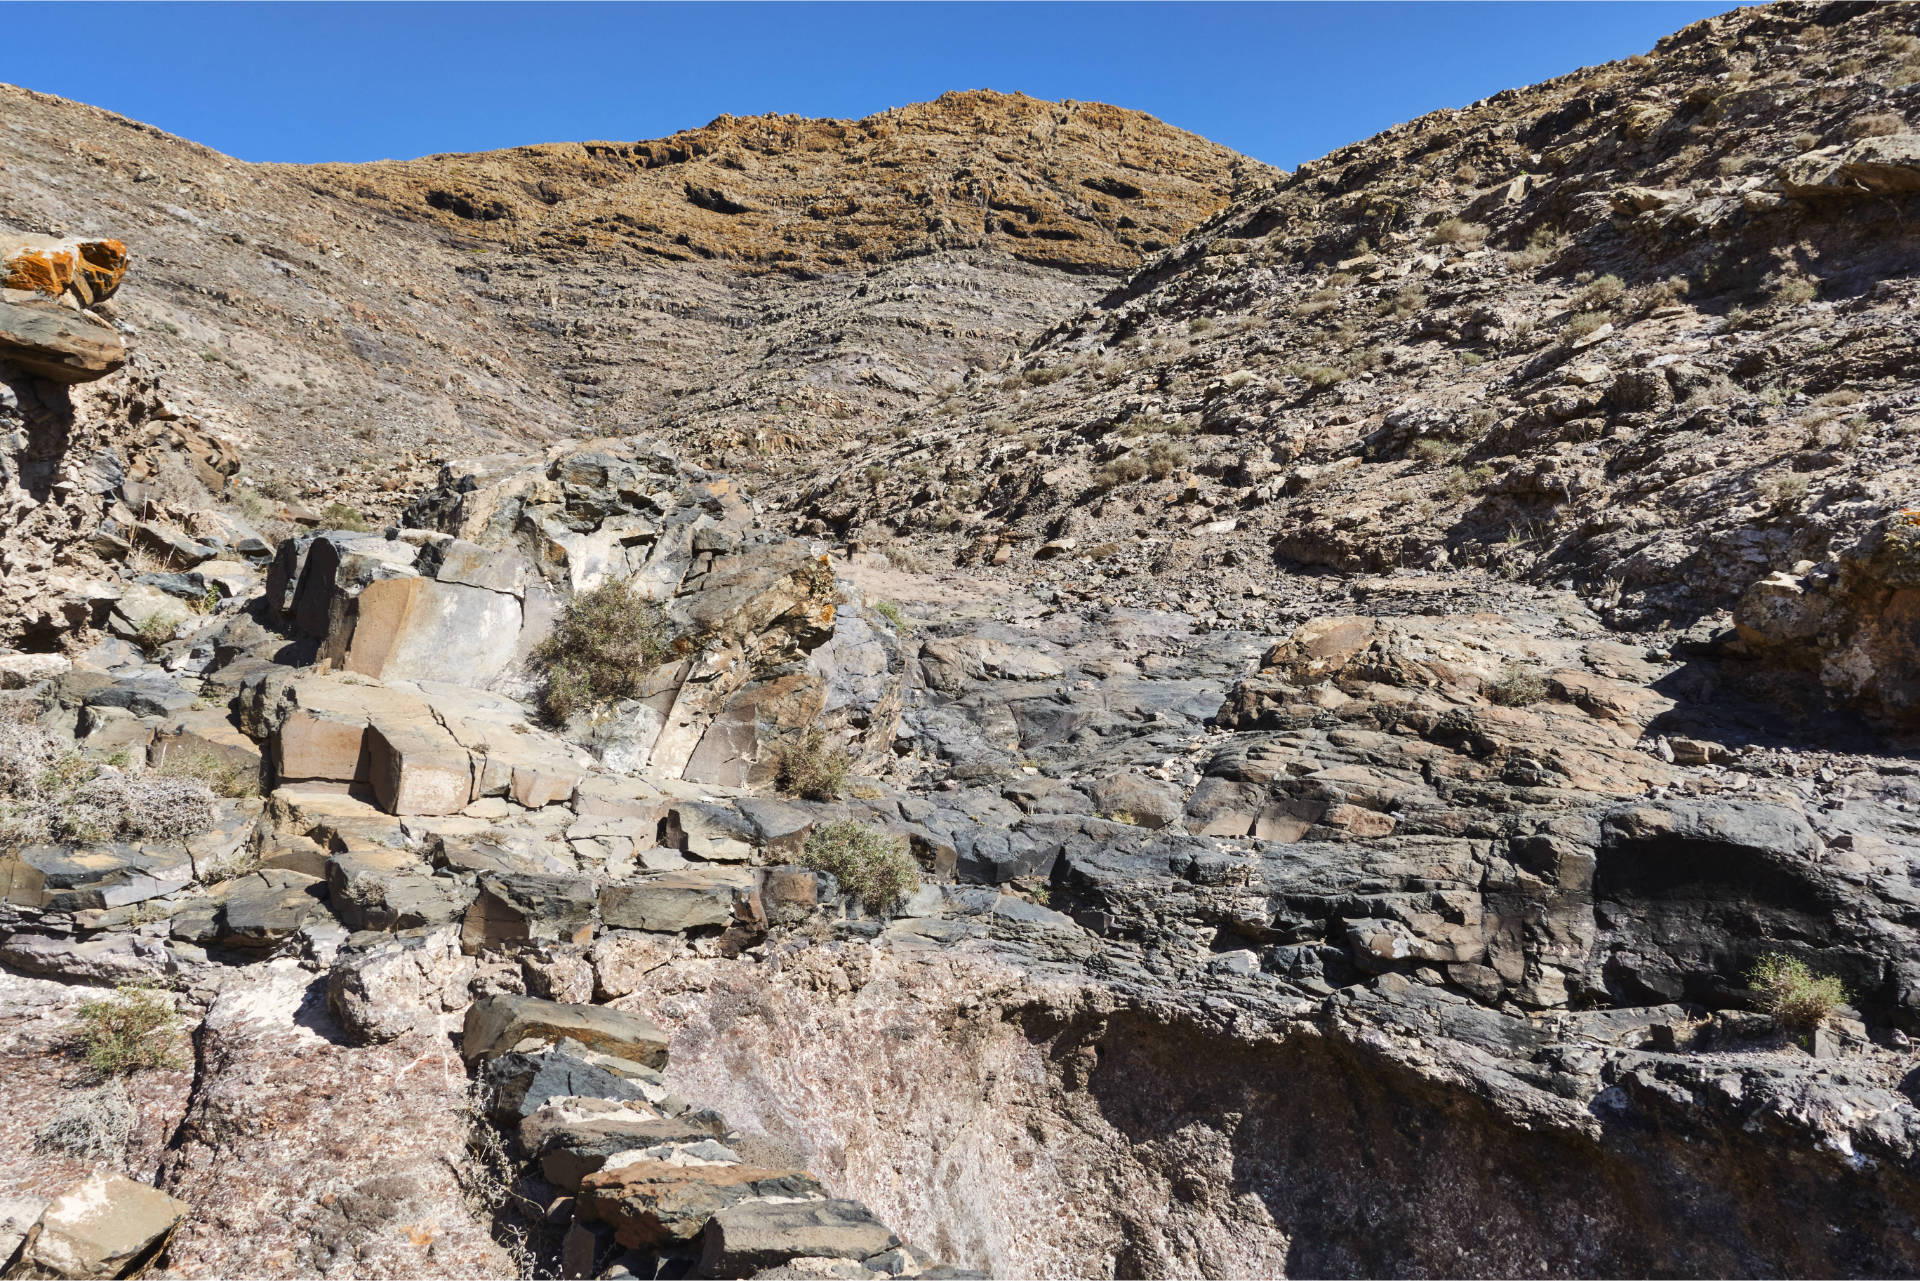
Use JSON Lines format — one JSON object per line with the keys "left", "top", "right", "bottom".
{"left": 0, "top": 234, "right": 128, "bottom": 304}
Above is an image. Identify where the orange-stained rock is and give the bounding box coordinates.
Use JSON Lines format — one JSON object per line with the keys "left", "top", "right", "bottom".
{"left": 0, "top": 234, "right": 128, "bottom": 304}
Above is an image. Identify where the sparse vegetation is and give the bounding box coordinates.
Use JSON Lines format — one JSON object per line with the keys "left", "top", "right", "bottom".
{"left": 1759, "top": 471, "right": 1811, "bottom": 509}
{"left": 529, "top": 577, "right": 673, "bottom": 723}
{"left": 871, "top": 599, "right": 913, "bottom": 633}
{"left": 1768, "top": 274, "right": 1819, "bottom": 306}
{"left": 0, "top": 714, "right": 215, "bottom": 851}
{"left": 131, "top": 611, "right": 182, "bottom": 657}
{"left": 154, "top": 745, "right": 261, "bottom": 799}
{"left": 1487, "top": 663, "right": 1549, "bottom": 707}
{"left": 319, "top": 502, "right": 370, "bottom": 532}
{"left": 775, "top": 729, "right": 850, "bottom": 802}
{"left": 74, "top": 984, "right": 184, "bottom": 1077}
{"left": 799, "top": 820, "right": 921, "bottom": 914}
{"left": 1565, "top": 311, "right": 1609, "bottom": 341}
{"left": 1844, "top": 111, "right": 1906, "bottom": 140}
{"left": 1748, "top": 953, "right": 1847, "bottom": 1039}
{"left": 1574, "top": 274, "right": 1626, "bottom": 311}
{"left": 1428, "top": 218, "right": 1489, "bottom": 249}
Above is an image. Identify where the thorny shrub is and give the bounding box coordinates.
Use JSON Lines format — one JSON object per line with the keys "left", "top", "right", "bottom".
{"left": 530, "top": 578, "right": 673, "bottom": 723}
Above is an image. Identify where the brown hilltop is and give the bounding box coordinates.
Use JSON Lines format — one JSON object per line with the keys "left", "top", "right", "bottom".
{"left": 294, "top": 89, "right": 1271, "bottom": 275}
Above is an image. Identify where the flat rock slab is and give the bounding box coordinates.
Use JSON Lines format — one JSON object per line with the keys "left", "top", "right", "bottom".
{"left": 9, "top": 1171, "right": 185, "bottom": 1279}
{"left": 581, "top": 1161, "right": 824, "bottom": 1249}
{"left": 218, "top": 869, "right": 331, "bottom": 948}
{"left": 697, "top": 1198, "right": 900, "bottom": 1278}
{"left": 481, "top": 1050, "right": 650, "bottom": 1124}
{"left": 463, "top": 994, "right": 669, "bottom": 1068}
{"left": 600, "top": 868, "right": 751, "bottom": 933}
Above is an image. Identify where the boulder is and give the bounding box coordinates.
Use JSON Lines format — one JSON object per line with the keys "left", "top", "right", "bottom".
{"left": 218, "top": 868, "right": 332, "bottom": 948}
{"left": 326, "top": 925, "right": 474, "bottom": 1043}
{"left": 0, "top": 234, "right": 128, "bottom": 303}
{"left": 1780, "top": 134, "right": 1920, "bottom": 198}
{"left": 696, "top": 1198, "right": 900, "bottom": 1279}
{"left": 6, "top": 1172, "right": 185, "bottom": 1279}
{"left": 0, "top": 292, "right": 124, "bottom": 383}
{"left": 581, "top": 1161, "right": 826, "bottom": 1249}
{"left": 480, "top": 1050, "right": 650, "bottom": 1123}
{"left": 366, "top": 716, "right": 471, "bottom": 816}
{"left": 327, "top": 850, "right": 476, "bottom": 931}
{"left": 462, "top": 993, "right": 669, "bottom": 1067}
{"left": 461, "top": 871, "right": 596, "bottom": 951}
{"left": 540, "top": 1125, "right": 734, "bottom": 1194}
{"left": 600, "top": 868, "right": 751, "bottom": 933}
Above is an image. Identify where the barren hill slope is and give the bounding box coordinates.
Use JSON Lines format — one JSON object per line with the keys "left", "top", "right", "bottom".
{"left": 0, "top": 86, "right": 1261, "bottom": 516}
{"left": 805, "top": 0, "right": 1920, "bottom": 724}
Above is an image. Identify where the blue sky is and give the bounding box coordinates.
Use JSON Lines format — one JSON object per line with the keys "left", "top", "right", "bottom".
{"left": 7, "top": 2, "right": 1743, "bottom": 169}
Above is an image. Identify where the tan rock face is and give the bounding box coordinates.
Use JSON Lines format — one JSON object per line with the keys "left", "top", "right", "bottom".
{"left": 0, "top": 294, "right": 125, "bottom": 383}
{"left": 304, "top": 92, "right": 1265, "bottom": 277}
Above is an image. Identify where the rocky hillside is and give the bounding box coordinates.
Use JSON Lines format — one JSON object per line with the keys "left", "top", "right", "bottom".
{"left": 0, "top": 86, "right": 1260, "bottom": 519}
{"left": 5, "top": 4, "right": 1920, "bottom": 1280}
{"left": 806, "top": 0, "right": 1920, "bottom": 725}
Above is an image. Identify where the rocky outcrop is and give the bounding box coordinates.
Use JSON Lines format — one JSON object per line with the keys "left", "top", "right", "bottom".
{"left": 1732, "top": 510, "right": 1920, "bottom": 726}
{"left": 305, "top": 92, "right": 1266, "bottom": 278}
{"left": 0, "top": 234, "right": 128, "bottom": 385}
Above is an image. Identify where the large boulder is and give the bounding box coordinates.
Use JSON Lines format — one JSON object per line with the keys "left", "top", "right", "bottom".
{"left": 0, "top": 292, "right": 125, "bottom": 383}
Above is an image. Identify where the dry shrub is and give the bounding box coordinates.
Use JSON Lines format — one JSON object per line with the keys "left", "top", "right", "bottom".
{"left": 1749, "top": 953, "right": 1847, "bottom": 1039}
{"left": 775, "top": 729, "right": 850, "bottom": 802}
{"left": 1845, "top": 111, "right": 1906, "bottom": 139}
{"left": 154, "top": 745, "right": 261, "bottom": 799}
{"left": 76, "top": 985, "right": 184, "bottom": 1077}
{"left": 0, "top": 715, "right": 215, "bottom": 850}
{"left": 1487, "top": 663, "right": 1548, "bottom": 707}
{"left": 800, "top": 820, "right": 920, "bottom": 914}
{"left": 530, "top": 577, "right": 672, "bottom": 723}
{"left": 1428, "top": 218, "right": 1489, "bottom": 249}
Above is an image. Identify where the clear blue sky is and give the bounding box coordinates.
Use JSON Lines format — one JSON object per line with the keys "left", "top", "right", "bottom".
{"left": 7, "top": 2, "right": 1744, "bottom": 169}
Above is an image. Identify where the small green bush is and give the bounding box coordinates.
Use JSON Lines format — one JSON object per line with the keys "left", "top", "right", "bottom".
{"left": 1769, "top": 275, "right": 1818, "bottom": 307}
{"left": 131, "top": 612, "right": 181, "bottom": 658}
{"left": 319, "top": 502, "right": 370, "bottom": 532}
{"left": 800, "top": 820, "right": 921, "bottom": 914}
{"left": 871, "top": 600, "right": 913, "bottom": 633}
{"left": 1565, "top": 311, "right": 1609, "bottom": 340}
{"left": 775, "top": 729, "right": 850, "bottom": 802}
{"left": 1487, "top": 663, "right": 1549, "bottom": 707}
{"left": 1749, "top": 953, "right": 1847, "bottom": 1039}
{"left": 530, "top": 577, "right": 673, "bottom": 723}
{"left": 1574, "top": 274, "right": 1626, "bottom": 311}
{"left": 76, "top": 985, "right": 183, "bottom": 1077}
